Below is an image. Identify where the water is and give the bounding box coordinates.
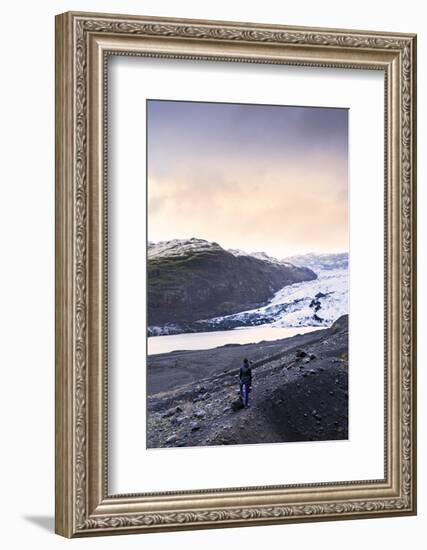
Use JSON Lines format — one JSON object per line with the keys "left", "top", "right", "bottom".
{"left": 148, "top": 254, "right": 347, "bottom": 355}
{"left": 148, "top": 325, "right": 322, "bottom": 355}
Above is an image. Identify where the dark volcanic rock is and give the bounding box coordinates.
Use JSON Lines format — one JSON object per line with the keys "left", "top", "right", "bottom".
{"left": 231, "top": 397, "right": 244, "bottom": 412}
{"left": 146, "top": 316, "right": 349, "bottom": 448}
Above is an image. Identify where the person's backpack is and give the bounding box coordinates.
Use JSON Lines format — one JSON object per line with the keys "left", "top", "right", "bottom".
{"left": 240, "top": 365, "right": 251, "bottom": 383}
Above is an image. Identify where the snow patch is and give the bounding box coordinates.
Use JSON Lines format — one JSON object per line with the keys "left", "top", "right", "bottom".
{"left": 148, "top": 238, "right": 223, "bottom": 259}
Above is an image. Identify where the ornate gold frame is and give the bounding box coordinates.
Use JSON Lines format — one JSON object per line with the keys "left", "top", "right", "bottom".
{"left": 55, "top": 11, "right": 417, "bottom": 537}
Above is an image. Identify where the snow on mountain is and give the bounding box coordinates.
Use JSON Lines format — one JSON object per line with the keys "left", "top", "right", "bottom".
{"left": 149, "top": 238, "right": 293, "bottom": 268}
{"left": 284, "top": 252, "right": 349, "bottom": 272}
{"left": 228, "top": 248, "right": 293, "bottom": 267}
{"left": 227, "top": 248, "right": 248, "bottom": 258}
{"left": 148, "top": 238, "right": 223, "bottom": 259}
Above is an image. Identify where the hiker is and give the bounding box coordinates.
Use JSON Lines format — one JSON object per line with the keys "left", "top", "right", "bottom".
{"left": 239, "top": 358, "right": 252, "bottom": 408}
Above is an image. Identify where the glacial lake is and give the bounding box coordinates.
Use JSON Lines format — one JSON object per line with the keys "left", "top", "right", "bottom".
{"left": 147, "top": 325, "right": 323, "bottom": 356}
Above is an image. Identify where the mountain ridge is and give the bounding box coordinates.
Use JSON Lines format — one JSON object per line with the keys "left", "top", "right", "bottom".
{"left": 148, "top": 238, "right": 317, "bottom": 330}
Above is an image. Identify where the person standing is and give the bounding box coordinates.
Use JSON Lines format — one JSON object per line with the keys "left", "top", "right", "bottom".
{"left": 239, "top": 358, "right": 252, "bottom": 408}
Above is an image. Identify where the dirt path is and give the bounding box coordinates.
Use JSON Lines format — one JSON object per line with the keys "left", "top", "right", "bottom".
{"left": 147, "top": 316, "right": 348, "bottom": 448}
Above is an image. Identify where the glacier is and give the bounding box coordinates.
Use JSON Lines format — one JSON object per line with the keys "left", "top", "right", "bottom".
{"left": 147, "top": 238, "right": 348, "bottom": 333}
{"left": 205, "top": 252, "right": 348, "bottom": 329}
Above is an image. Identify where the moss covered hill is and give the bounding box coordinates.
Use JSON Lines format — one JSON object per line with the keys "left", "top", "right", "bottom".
{"left": 148, "top": 238, "right": 316, "bottom": 326}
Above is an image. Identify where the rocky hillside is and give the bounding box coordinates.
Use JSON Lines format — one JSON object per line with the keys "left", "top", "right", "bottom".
{"left": 147, "top": 315, "right": 349, "bottom": 448}
{"left": 148, "top": 238, "right": 316, "bottom": 328}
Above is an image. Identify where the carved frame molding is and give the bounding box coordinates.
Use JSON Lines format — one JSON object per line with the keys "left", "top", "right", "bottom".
{"left": 55, "top": 12, "right": 416, "bottom": 537}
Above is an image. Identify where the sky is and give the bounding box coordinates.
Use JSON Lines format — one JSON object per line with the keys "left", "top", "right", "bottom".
{"left": 147, "top": 100, "right": 348, "bottom": 258}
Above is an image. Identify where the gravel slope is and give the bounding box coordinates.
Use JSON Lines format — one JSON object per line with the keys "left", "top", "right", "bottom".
{"left": 147, "top": 315, "right": 348, "bottom": 448}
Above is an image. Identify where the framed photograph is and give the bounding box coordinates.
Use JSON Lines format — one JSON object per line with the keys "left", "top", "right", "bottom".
{"left": 55, "top": 11, "right": 417, "bottom": 537}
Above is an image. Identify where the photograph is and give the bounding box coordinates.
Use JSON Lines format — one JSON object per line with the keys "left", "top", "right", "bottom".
{"left": 53, "top": 9, "right": 416, "bottom": 537}
{"left": 146, "top": 99, "right": 349, "bottom": 449}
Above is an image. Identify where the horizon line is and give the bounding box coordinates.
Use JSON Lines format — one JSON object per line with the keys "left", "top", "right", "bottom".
{"left": 147, "top": 237, "right": 349, "bottom": 259}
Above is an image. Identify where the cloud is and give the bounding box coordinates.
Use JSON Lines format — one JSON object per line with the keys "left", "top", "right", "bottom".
{"left": 148, "top": 154, "right": 348, "bottom": 257}
{"left": 147, "top": 101, "right": 348, "bottom": 257}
